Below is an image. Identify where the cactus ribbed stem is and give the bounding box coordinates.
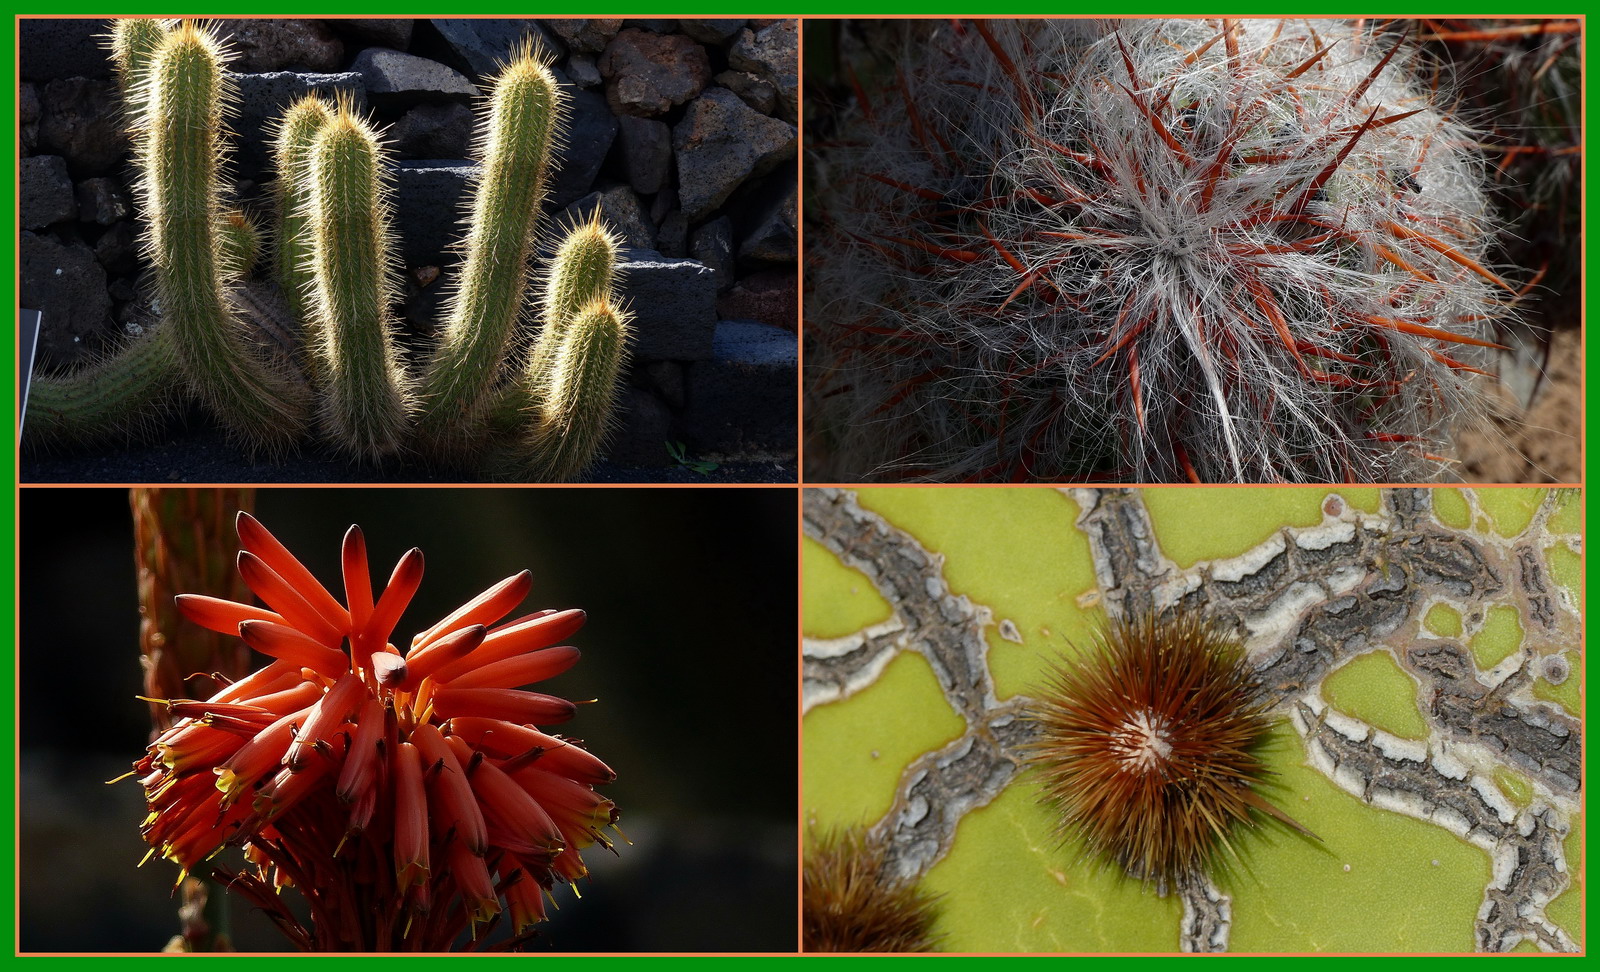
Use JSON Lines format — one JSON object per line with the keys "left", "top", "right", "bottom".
{"left": 26, "top": 326, "right": 181, "bottom": 443}
{"left": 109, "top": 17, "right": 172, "bottom": 121}
{"left": 520, "top": 300, "right": 632, "bottom": 482}
{"left": 272, "top": 96, "right": 334, "bottom": 334}
{"left": 525, "top": 217, "right": 620, "bottom": 405}
{"left": 142, "top": 22, "right": 306, "bottom": 451}
{"left": 306, "top": 106, "right": 413, "bottom": 458}
{"left": 420, "top": 44, "right": 564, "bottom": 448}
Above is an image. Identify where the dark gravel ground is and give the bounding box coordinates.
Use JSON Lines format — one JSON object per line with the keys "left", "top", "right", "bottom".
{"left": 20, "top": 408, "right": 794, "bottom": 485}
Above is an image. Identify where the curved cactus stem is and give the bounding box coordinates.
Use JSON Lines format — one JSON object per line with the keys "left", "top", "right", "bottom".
{"left": 271, "top": 95, "right": 335, "bottom": 343}
{"left": 525, "top": 215, "right": 621, "bottom": 407}
{"left": 24, "top": 325, "right": 183, "bottom": 445}
{"left": 419, "top": 41, "right": 565, "bottom": 450}
{"left": 140, "top": 21, "right": 307, "bottom": 453}
{"left": 518, "top": 300, "right": 633, "bottom": 482}
{"left": 305, "top": 102, "right": 414, "bottom": 459}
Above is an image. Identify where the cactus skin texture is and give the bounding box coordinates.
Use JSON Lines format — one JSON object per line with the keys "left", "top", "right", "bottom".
{"left": 271, "top": 96, "right": 335, "bottom": 334}
{"left": 419, "top": 42, "right": 564, "bottom": 449}
{"left": 140, "top": 22, "right": 307, "bottom": 451}
{"left": 305, "top": 104, "right": 414, "bottom": 459}
{"left": 519, "top": 300, "right": 632, "bottom": 482}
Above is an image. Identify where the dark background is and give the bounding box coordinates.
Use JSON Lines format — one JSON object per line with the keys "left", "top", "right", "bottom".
{"left": 19, "top": 486, "right": 798, "bottom": 952}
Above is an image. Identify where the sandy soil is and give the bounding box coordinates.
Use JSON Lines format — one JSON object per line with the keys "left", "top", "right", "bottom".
{"left": 1456, "top": 324, "right": 1582, "bottom": 485}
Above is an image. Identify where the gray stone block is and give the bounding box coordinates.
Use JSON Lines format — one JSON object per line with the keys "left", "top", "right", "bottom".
{"left": 682, "top": 320, "right": 796, "bottom": 454}
{"left": 548, "top": 86, "right": 617, "bottom": 208}
{"left": 233, "top": 72, "right": 365, "bottom": 181}
{"left": 560, "top": 187, "right": 655, "bottom": 250}
{"left": 432, "top": 19, "right": 563, "bottom": 79}
{"left": 37, "top": 78, "right": 124, "bottom": 177}
{"left": 391, "top": 101, "right": 474, "bottom": 160}
{"left": 679, "top": 20, "right": 747, "bottom": 46}
{"left": 21, "top": 231, "right": 112, "bottom": 370}
{"left": 75, "top": 177, "right": 132, "bottom": 226}
{"left": 690, "top": 216, "right": 736, "bottom": 292}
{"left": 214, "top": 19, "right": 344, "bottom": 72}
{"left": 617, "top": 115, "right": 671, "bottom": 195}
{"left": 392, "top": 161, "right": 477, "bottom": 266}
{"left": 738, "top": 172, "right": 797, "bottom": 265}
{"left": 329, "top": 19, "right": 414, "bottom": 51}
{"left": 672, "top": 87, "right": 796, "bottom": 221}
{"left": 729, "top": 21, "right": 798, "bottom": 122}
{"left": 606, "top": 386, "right": 674, "bottom": 466}
{"left": 352, "top": 47, "right": 477, "bottom": 103}
{"left": 20, "top": 20, "right": 111, "bottom": 82}
{"left": 618, "top": 248, "right": 717, "bottom": 362}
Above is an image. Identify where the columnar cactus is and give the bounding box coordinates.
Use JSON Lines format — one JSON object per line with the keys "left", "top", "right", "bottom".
{"left": 108, "top": 16, "right": 171, "bottom": 121}
{"left": 139, "top": 21, "right": 308, "bottom": 450}
{"left": 24, "top": 327, "right": 180, "bottom": 443}
{"left": 420, "top": 43, "right": 564, "bottom": 449}
{"left": 525, "top": 215, "right": 622, "bottom": 404}
{"left": 520, "top": 300, "right": 633, "bottom": 482}
{"left": 26, "top": 18, "right": 181, "bottom": 444}
{"left": 271, "top": 96, "right": 335, "bottom": 332}
{"left": 304, "top": 102, "right": 413, "bottom": 459}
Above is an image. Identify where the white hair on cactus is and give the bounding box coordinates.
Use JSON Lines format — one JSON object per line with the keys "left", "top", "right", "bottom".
{"left": 808, "top": 19, "right": 1513, "bottom": 483}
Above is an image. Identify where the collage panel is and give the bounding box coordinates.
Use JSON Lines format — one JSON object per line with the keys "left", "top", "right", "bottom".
{"left": 8, "top": 11, "right": 1589, "bottom": 961}
{"left": 19, "top": 17, "right": 797, "bottom": 484}
{"left": 802, "top": 486, "right": 1583, "bottom": 953}
{"left": 802, "top": 18, "right": 1580, "bottom": 484}
{"left": 18, "top": 486, "right": 797, "bottom": 952}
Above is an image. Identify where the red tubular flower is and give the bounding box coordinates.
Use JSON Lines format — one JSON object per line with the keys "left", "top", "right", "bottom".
{"left": 130, "top": 513, "right": 621, "bottom": 951}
